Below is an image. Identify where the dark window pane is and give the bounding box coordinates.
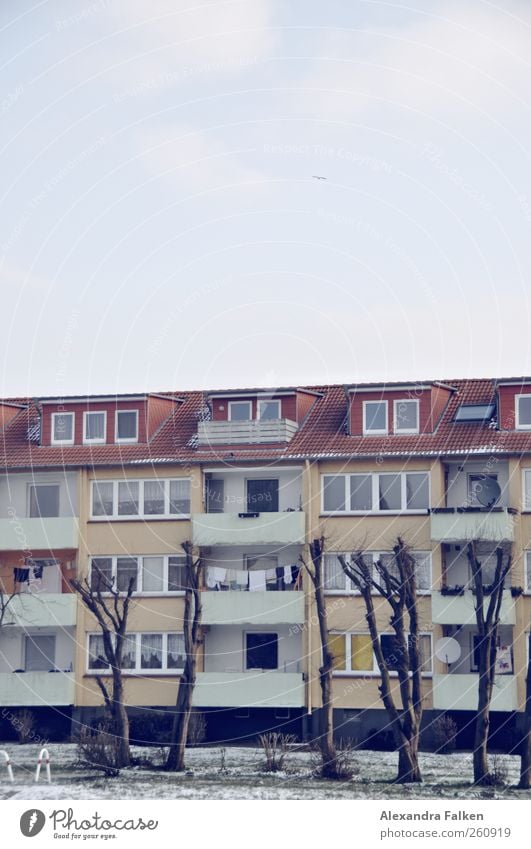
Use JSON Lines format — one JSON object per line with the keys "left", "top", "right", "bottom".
{"left": 90, "top": 557, "right": 113, "bottom": 592}
{"left": 168, "top": 556, "right": 187, "bottom": 591}
{"left": 118, "top": 481, "right": 139, "bottom": 515}
{"left": 169, "top": 479, "right": 190, "bottom": 514}
{"left": 350, "top": 475, "right": 372, "bottom": 510}
{"left": 406, "top": 473, "right": 429, "bottom": 509}
{"left": 379, "top": 474, "right": 401, "bottom": 510}
{"left": 92, "top": 482, "right": 114, "bottom": 516}
{"left": 247, "top": 479, "right": 279, "bottom": 512}
{"left": 246, "top": 632, "right": 278, "bottom": 669}
{"left": 144, "top": 480, "right": 165, "bottom": 515}
{"left": 116, "top": 411, "right": 138, "bottom": 441}
{"left": 364, "top": 401, "right": 387, "bottom": 432}
{"left": 116, "top": 557, "right": 138, "bottom": 592}
{"left": 29, "top": 485, "right": 60, "bottom": 518}
{"left": 323, "top": 476, "right": 346, "bottom": 512}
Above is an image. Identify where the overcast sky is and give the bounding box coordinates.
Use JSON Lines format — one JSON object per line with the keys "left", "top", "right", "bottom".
{"left": 1, "top": 1, "right": 531, "bottom": 397}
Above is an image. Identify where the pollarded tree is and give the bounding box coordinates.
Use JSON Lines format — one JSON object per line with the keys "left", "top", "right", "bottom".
{"left": 166, "top": 541, "right": 202, "bottom": 772}
{"left": 520, "top": 631, "right": 531, "bottom": 789}
{"left": 338, "top": 538, "right": 424, "bottom": 783}
{"left": 466, "top": 542, "right": 512, "bottom": 785}
{"left": 71, "top": 566, "right": 135, "bottom": 768}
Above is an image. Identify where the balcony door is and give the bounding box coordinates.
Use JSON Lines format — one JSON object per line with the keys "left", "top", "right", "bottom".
{"left": 246, "top": 479, "right": 279, "bottom": 513}
{"left": 25, "top": 635, "right": 56, "bottom": 671}
{"left": 206, "top": 479, "right": 225, "bottom": 513}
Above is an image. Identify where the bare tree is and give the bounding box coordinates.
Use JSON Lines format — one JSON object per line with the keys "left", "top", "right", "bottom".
{"left": 519, "top": 632, "right": 531, "bottom": 789}
{"left": 71, "top": 566, "right": 135, "bottom": 769}
{"left": 166, "top": 541, "right": 202, "bottom": 772}
{"left": 466, "top": 542, "right": 512, "bottom": 785}
{"left": 0, "top": 577, "right": 19, "bottom": 629}
{"left": 300, "top": 537, "right": 341, "bottom": 778}
{"left": 339, "top": 538, "right": 423, "bottom": 783}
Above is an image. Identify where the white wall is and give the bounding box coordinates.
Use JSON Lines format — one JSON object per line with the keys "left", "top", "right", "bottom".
{"left": 0, "top": 627, "right": 75, "bottom": 673}
{"left": 204, "top": 625, "right": 302, "bottom": 673}
{"left": 446, "top": 462, "right": 509, "bottom": 509}
{"left": 206, "top": 469, "right": 302, "bottom": 514}
{"left": 0, "top": 471, "right": 78, "bottom": 519}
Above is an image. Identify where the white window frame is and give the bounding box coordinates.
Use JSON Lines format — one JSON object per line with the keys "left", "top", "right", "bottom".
{"left": 27, "top": 482, "right": 61, "bottom": 518}
{"left": 51, "top": 411, "right": 75, "bottom": 445}
{"left": 89, "top": 555, "right": 186, "bottom": 595}
{"left": 525, "top": 551, "right": 531, "bottom": 594}
{"left": 228, "top": 400, "right": 252, "bottom": 422}
{"left": 321, "top": 472, "right": 430, "bottom": 515}
{"left": 324, "top": 551, "right": 432, "bottom": 596}
{"left": 115, "top": 409, "right": 139, "bottom": 444}
{"left": 393, "top": 399, "right": 419, "bottom": 434}
{"left": 257, "top": 399, "right": 281, "bottom": 421}
{"left": 86, "top": 631, "right": 184, "bottom": 674}
{"left": 515, "top": 394, "right": 531, "bottom": 430}
{"left": 332, "top": 631, "right": 433, "bottom": 677}
{"left": 522, "top": 470, "right": 531, "bottom": 511}
{"left": 83, "top": 410, "right": 107, "bottom": 445}
{"left": 363, "top": 400, "right": 388, "bottom": 435}
{"left": 90, "top": 478, "right": 191, "bottom": 520}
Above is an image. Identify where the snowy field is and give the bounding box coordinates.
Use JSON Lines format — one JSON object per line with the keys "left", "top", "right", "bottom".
{"left": 0, "top": 744, "right": 530, "bottom": 801}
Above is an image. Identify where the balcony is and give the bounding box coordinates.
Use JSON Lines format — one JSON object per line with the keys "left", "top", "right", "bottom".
{"left": 1, "top": 593, "right": 77, "bottom": 628}
{"left": 432, "top": 673, "right": 518, "bottom": 711}
{"left": 192, "top": 511, "right": 305, "bottom": 547}
{"left": 197, "top": 419, "right": 298, "bottom": 446}
{"left": 0, "top": 517, "right": 79, "bottom": 551}
{"left": 430, "top": 508, "right": 515, "bottom": 543}
{"left": 0, "top": 671, "right": 75, "bottom": 707}
{"left": 202, "top": 591, "right": 304, "bottom": 626}
{"left": 431, "top": 589, "right": 515, "bottom": 625}
{"left": 192, "top": 671, "right": 305, "bottom": 708}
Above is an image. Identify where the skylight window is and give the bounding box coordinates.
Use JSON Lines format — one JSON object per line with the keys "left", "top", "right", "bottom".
{"left": 454, "top": 404, "right": 495, "bottom": 423}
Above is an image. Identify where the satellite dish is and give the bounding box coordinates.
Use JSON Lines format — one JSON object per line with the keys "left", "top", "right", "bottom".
{"left": 476, "top": 477, "right": 501, "bottom": 508}
{"left": 435, "top": 637, "right": 461, "bottom": 665}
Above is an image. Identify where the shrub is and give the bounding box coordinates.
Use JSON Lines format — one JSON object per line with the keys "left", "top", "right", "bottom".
{"left": 187, "top": 711, "right": 207, "bottom": 747}
{"left": 12, "top": 709, "right": 37, "bottom": 744}
{"left": 259, "top": 732, "right": 297, "bottom": 772}
{"left": 490, "top": 755, "right": 509, "bottom": 787}
{"left": 432, "top": 714, "right": 458, "bottom": 754}
{"left": 76, "top": 724, "right": 122, "bottom": 776}
{"left": 311, "top": 738, "right": 358, "bottom": 781}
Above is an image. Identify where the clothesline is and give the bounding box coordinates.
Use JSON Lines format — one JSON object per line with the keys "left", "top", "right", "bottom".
{"left": 206, "top": 564, "right": 301, "bottom": 591}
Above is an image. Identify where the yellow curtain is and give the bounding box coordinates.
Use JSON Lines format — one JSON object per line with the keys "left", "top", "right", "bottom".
{"left": 329, "top": 634, "right": 346, "bottom": 670}
{"left": 351, "top": 634, "right": 373, "bottom": 671}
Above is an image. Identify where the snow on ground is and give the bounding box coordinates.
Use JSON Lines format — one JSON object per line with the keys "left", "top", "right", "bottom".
{"left": 0, "top": 743, "right": 530, "bottom": 800}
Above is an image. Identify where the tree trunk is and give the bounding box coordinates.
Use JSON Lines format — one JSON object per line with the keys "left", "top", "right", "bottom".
{"left": 166, "top": 654, "right": 197, "bottom": 772}
{"left": 519, "top": 634, "right": 531, "bottom": 789}
{"left": 318, "top": 654, "right": 337, "bottom": 775}
{"left": 397, "top": 739, "right": 422, "bottom": 783}
{"left": 111, "top": 673, "right": 130, "bottom": 767}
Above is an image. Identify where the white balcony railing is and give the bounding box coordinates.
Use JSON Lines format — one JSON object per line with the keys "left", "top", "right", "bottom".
{"left": 0, "top": 671, "right": 75, "bottom": 707}
{"left": 1, "top": 593, "right": 77, "bottom": 628}
{"left": 192, "top": 510, "right": 305, "bottom": 547}
{"left": 0, "top": 517, "right": 79, "bottom": 551}
{"left": 193, "top": 671, "right": 305, "bottom": 708}
{"left": 202, "top": 591, "right": 304, "bottom": 626}
{"left": 431, "top": 589, "right": 516, "bottom": 625}
{"left": 430, "top": 509, "right": 515, "bottom": 543}
{"left": 197, "top": 419, "right": 298, "bottom": 445}
{"left": 432, "top": 673, "right": 517, "bottom": 711}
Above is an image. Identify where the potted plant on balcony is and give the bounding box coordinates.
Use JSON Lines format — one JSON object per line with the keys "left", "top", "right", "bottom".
{"left": 440, "top": 585, "right": 465, "bottom": 596}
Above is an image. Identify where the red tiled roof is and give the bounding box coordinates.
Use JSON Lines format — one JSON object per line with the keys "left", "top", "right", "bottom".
{"left": 1, "top": 379, "right": 531, "bottom": 469}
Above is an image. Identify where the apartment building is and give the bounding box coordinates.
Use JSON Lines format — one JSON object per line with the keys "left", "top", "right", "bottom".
{"left": 0, "top": 379, "right": 529, "bottom": 746}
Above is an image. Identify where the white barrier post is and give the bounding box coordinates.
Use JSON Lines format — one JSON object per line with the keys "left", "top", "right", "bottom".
{"left": 0, "top": 750, "right": 14, "bottom": 783}
{"left": 35, "top": 748, "right": 51, "bottom": 784}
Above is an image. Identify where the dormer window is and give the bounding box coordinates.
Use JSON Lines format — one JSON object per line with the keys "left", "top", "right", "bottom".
{"left": 516, "top": 395, "right": 531, "bottom": 430}
{"left": 51, "top": 412, "right": 74, "bottom": 445}
{"left": 394, "top": 399, "right": 419, "bottom": 434}
{"left": 363, "top": 400, "right": 388, "bottom": 435}
{"left": 116, "top": 410, "right": 139, "bottom": 443}
{"left": 258, "top": 399, "right": 280, "bottom": 421}
{"left": 228, "top": 401, "right": 251, "bottom": 422}
{"left": 83, "top": 411, "right": 107, "bottom": 444}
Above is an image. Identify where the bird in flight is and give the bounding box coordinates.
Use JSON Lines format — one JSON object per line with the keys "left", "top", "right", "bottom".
{"left": 312, "top": 175, "right": 327, "bottom": 180}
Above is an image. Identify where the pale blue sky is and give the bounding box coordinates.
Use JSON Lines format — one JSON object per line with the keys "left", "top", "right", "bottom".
{"left": 1, "top": 0, "right": 531, "bottom": 396}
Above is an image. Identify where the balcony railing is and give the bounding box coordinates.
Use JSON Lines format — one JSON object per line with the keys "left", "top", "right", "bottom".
{"left": 430, "top": 508, "right": 515, "bottom": 543}
{"left": 192, "top": 510, "right": 305, "bottom": 546}
{"left": 193, "top": 671, "right": 305, "bottom": 707}
{"left": 197, "top": 418, "right": 299, "bottom": 445}
{"left": 431, "top": 589, "right": 516, "bottom": 625}
{"left": 0, "top": 516, "right": 79, "bottom": 551}
{"left": 0, "top": 671, "right": 75, "bottom": 707}
{"left": 432, "top": 673, "right": 517, "bottom": 711}
{"left": 202, "top": 591, "right": 304, "bottom": 626}
{"left": 1, "top": 593, "right": 77, "bottom": 628}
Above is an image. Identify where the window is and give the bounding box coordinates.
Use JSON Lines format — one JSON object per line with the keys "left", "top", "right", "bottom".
{"left": 524, "top": 470, "right": 531, "bottom": 510}
{"left": 526, "top": 552, "right": 531, "bottom": 593}
{"left": 89, "top": 555, "right": 185, "bottom": 594}
{"left": 83, "top": 411, "right": 106, "bottom": 444}
{"left": 363, "top": 400, "right": 388, "bottom": 435}
{"left": 228, "top": 401, "right": 252, "bottom": 421}
{"left": 28, "top": 484, "right": 60, "bottom": 518}
{"left": 247, "top": 479, "right": 279, "bottom": 512}
{"left": 331, "top": 632, "right": 432, "bottom": 674}
{"left": 324, "top": 551, "right": 432, "bottom": 593}
{"left": 25, "top": 635, "right": 56, "bottom": 671}
{"left": 322, "top": 472, "right": 429, "bottom": 514}
{"left": 246, "top": 632, "right": 278, "bottom": 670}
{"left": 258, "top": 399, "right": 281, "bottom": 420}
{"left": 88, "top": 632, "right": 184, "bottom": 673}
{"left": 116, "top": 410, "right": 139, "bottom": 443}
{"left": 90, "top": 478, "right": 190, "bottom": 519}
{"left": 516, "top": 395, "right": 531, "bottom": 430}
{"left": 394, "top": 399, "right": 419, "bottom": 433}
{"left": 51, "top": 412, "right": 74, "bottom": 445}
{"left": 454, "top": 404, "right": 495, "bottom": 423}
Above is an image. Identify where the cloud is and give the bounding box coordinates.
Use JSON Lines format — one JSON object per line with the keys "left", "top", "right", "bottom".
{"left": 296, "top": 2, "right": 531, "bottom": 126}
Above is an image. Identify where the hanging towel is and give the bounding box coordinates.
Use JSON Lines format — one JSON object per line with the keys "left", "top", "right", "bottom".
{"left": 249, "top": 570, "right": 266, "bottom": 592}
{"left": 276, "top": 566, "right": 284, "bottom": 582}
{"left": 291, "top": 564, "right": 300, "bottom": 585}
{"left": 236, "top": 570, "right": 249, "bottom": 586}
{"left": 210, "top": 567, "right": 226, "bottom": 583}
{"left": 225, "top": 569, "right": 236, "bottom": 584}
{"left": 206, "top": 567, "right": 217, "bottom": 589}
{"left": 283, "top": 565, "right": 293, "bottom": 584}
{"left": 14, "top": 568, "right": 30, "bottom": 583}
{"left": 265, "top": 569, "right": 276, "bottom": 581}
